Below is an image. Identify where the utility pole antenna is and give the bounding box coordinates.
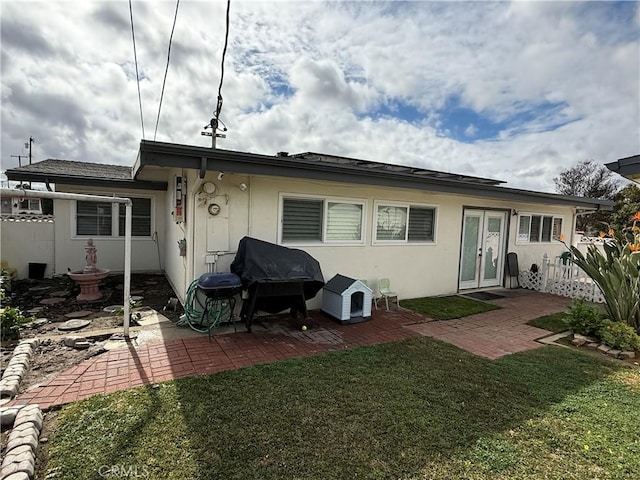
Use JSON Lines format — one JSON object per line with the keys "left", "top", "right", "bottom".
{"left": 24, "top": 136, "right": 34, "bottom": 166}
{"left": 10, "top": 155, "right": 27, "bottom": 168}
{"left": 200, "top": 117, "right": 226, "bottom": 149}
{"left": 23, "top": 136, "right": 34, "bottom": 187}
{"left": 29, "top": 136, "right": 34, "bottom": 165}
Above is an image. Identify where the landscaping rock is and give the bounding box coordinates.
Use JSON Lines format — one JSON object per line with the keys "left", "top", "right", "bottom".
{"left": 6, "top": 426, "right": 39, "bottom": 453}
{"left": 64, "top": 310, "right": 94, "bottom": 319}
{"left": 619, "top": 351, "right": 636, "bottom": 360}
{"left": 25, "top": 318, "right": 49, "bottom": 329}
{"left": 14, "top": 405, "right": 44, "bottom": 430}
{"left": 26, "top": 307, "right": 45, "bottom": 314}
{"left": 0, "top": 380, "right": 18, "bottom": 398}
{"left": 63, "top": 337, "right": 87, "bottom": 348}
{"left": 39, "top": 297, "right": 65, "bottom": 305}
{"left": 2, "top": 471, "right": 30, "bottom": 480}
{"left": 19, "top": 339, "right": 39, "bottom": 348}
{"left": 597, "top": 344, "right": 611, "bottom": 354}
{"left": 0, "top": 406, "right": 22, "bottom": 427}
{"left": 0, "top": 457, "right": 35, "bottom": 479}
{"left": 28, "top": 286, "right": 50, "bottom": 293}
{"left": 571, "top": 336, "right": 586, "bottom": 347}
{"left": 73, "top": 341, "right": 92, "bottom": 350}
{"left": 103, "top": 305, "right": 122, "bottom": 313}
{"left": 49, "top": 290, "right": 70, "bottom": 297}
{"left": 606, "top": 349, "right": 621, "bottom": 358}
{"left": 57, "top": 319, "right": 91, "bottom": 331}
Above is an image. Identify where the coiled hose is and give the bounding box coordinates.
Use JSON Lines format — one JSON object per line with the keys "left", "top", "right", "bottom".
{"left": 177, "top": 278, "right": 232, "bottom": 333}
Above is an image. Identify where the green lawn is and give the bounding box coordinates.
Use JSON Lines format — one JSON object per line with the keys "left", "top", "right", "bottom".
{"left": 526, "top": 312, "right": 570, "bottom": 333}
{"left": 45, "top": 340, "right": 639, "bottom": 480}
{"left": 400, "top": 295, "right": 500, "bottom": 320}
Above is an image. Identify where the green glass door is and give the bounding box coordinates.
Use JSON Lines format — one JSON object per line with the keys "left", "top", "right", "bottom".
{"left": 459, "top": 210, "right": 507, "bottom": 290}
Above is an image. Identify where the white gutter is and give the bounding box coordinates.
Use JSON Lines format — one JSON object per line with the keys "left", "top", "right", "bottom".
{"left": 1, "top": 188, "right": 134, "bottom": 337}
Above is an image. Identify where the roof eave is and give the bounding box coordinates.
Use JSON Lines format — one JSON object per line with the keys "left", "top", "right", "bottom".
{"left": 5, "top": 170, "right": 167, "bottom": 191}
{"left": 606, "top": 154, "right": 640, "bottom": 180}
{"left": 136, "top": 140, "right": 613, "bottom": 210}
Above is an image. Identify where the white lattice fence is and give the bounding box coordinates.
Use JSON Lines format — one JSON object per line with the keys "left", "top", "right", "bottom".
{"left": 518, "top": 253, "right": 605, "bottom": 303}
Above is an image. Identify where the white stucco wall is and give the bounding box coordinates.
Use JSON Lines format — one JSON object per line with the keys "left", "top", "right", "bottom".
{"left": 0, "top": 218, "right": 55, "bottom": 278}
{"left": 161, "top": 169, "right": 187, "bottom": 302}
{"left": 52, "top": 185, "right": 166, "bottom": 275}
{"left": 159, "top": 171, "right": 575, "bottom": 309}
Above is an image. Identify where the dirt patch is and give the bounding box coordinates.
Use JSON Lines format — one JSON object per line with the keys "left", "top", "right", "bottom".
{"left": 1, "top": 273, "right": 181, "bottom": 393}
{"left": 35, "top": 410, "right": 57, "bottom": 478}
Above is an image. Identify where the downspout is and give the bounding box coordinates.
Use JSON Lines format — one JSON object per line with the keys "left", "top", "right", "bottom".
{"left": 186, "top": 161, "right": 207, "bottom": 293}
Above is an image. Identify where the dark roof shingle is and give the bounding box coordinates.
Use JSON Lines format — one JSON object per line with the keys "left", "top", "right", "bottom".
{"left": 9, "top": 159, "right": 132, "bottom": 180}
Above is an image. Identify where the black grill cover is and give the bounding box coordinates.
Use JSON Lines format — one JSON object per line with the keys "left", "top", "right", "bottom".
{"left": 231, "top": 237, "right": 324, "bottom": 301}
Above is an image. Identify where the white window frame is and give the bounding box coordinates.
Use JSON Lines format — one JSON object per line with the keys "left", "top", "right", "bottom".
{"left": 516, "top": 213, "right": 564, "bottom": 244}
{"left": 372, "top": 201, "right": 438, "bottom": 245}
{"left": 72, "top": 194, "right": 155, "bottom": 240}
{"left": 278, "top": 193, "right": 367, "bottom": 246}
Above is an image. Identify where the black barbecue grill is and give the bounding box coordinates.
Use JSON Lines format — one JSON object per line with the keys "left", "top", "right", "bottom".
{"left": 197, "top": 272, "right": 243, "bottom": 298}
{"left": 192, "top": 272, "right": 242, "bottom": 336}
{"left": 231, "top": 237, "right": 325, "bottom": 332}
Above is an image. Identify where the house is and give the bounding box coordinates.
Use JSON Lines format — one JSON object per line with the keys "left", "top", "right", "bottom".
{"left": 606, "top": 154, "right": 640, "bottom": 184}
{"left": 0, "top": 185, "right": 43, "bottom": 215}
{"left": 5, "top": 141, "right": 614, "bottom": 309}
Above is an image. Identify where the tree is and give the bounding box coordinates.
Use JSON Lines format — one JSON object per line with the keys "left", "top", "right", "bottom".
{"left": 610, "top": 184, "right": 640, "bottom": 234}
{"left": 554, "top": 160, "right": 621, "bottom": 233}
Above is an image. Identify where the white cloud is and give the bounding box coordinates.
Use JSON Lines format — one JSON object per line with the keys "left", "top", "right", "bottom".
{"left": 1, "top": 0, "right": 638, "bottom": 193}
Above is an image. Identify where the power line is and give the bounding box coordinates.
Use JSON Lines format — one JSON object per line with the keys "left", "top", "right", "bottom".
{"left": 215, "top": 0, "right": 232, "bottom": 122}
{"left": 154, "top": 0, "right": 181, "bottom": 141}
{"left": 204, "top": 0, "right": 231, "bottom": 149}
{"left": 129, "top": 0, "right": 145, "bottom": 139}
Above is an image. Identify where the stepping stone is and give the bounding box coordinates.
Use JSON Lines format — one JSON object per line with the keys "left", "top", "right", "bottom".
{"left": 64, "top": 310, "right": 93, "bottom": 319}
{"left": 49, "top": 290, "right": 70, "bottom": 297}
{"left": 131, "top": 289, "right": 144, "bottom": 295}
{"left": 131, "top": 296, "right": 144, "bottom": 302}
{"left": 58, "top": 319, "right": 91, "bottom": 331}
{"left": 40, "top": 297, "right": 65, "bottom": 305}
{"left": 24, "top": 318, "right": 48, "bottom": 329}
{"left": 103, "top": 305, "right": 123, "bottom": 313}
{"left": 28, "top": 286, "right": 50, "bottom": 292}
{"left": 26, "top": 307, "right": 45, "bottom": 314}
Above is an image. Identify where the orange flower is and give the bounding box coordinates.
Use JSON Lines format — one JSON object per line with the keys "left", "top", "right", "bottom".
{"left": 608, "top": 228, "right": 615, "bottom": 236}
{"left": 630, "top": 244, "right": 640, "bottom": 252}
{"left": 632, "top": 212, "right": 640, "bottom": 222}
{"left": 599, "top": 231, "right": 606, "bottom": 238}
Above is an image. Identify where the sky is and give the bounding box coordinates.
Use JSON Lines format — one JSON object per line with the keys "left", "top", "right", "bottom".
{"left": 1, "top": 0, "right": 639, "bottom": 193}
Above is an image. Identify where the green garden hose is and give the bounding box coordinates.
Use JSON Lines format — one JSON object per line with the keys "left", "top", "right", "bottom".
{"left": 177, "top": 278, "right": 232, "bottom": 333}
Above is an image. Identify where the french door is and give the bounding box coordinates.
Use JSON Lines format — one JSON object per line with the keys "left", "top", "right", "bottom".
{"left": 459, "top": 210, "right": 507, "bottom": 290}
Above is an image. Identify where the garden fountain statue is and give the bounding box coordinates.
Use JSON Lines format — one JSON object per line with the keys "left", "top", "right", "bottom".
{"left": 67, "top": 238, "right": 110, "bottom": 301}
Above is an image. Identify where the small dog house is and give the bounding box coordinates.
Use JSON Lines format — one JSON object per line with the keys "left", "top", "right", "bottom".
{"left": 321, "top": 274, "right": 372, "bottom": 324}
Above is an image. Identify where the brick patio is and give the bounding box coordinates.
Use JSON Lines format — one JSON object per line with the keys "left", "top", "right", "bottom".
{"left": 9, "top": 290, "right": 570, "bottom": 410}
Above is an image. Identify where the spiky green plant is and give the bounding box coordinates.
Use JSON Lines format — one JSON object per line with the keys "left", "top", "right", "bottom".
{"left": 567, "top": 213, "right": 640, "bottom": 334}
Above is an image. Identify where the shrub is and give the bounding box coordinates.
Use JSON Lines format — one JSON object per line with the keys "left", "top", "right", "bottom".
{"left": 599, "top": 320, "right": 640, "bottom": 352}
{"left": 565, "top": 299, "right": 605, "bottom": 337}
{"left": 567, "top": 212, "right": 640, "bottom": 334}
{"left": 0, "top": 306, "right": 32, "bottom": 341}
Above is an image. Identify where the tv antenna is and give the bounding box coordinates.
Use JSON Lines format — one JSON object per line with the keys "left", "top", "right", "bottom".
{"left": 201, "top": 117, "right": 227, "bottom": 149}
